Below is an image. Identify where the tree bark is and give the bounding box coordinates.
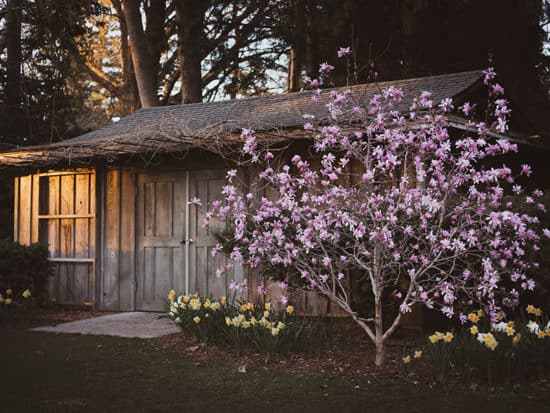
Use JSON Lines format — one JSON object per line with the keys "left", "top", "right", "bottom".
{"left": 374, "top": 294, "right": 385, "bottom": 367}
{"left": 286, "top": 0, "right": 305, "bottom": 92}
{"left": 114, "top": 0, "right": 140, "bottom": 113}
{"left": 144, "top": 0, "right": 166, "bottom": 85}
{"left": 6, "top": 0, "right": 22, "bottom": 110}
{"left": 175, "top": 0, "right": 207, "bottom": 104}
{"left": 121, "top": 0, "right": 158, "bottom": 107}
{"left": 304, "top": 0, "right": 319, "bottom": 79}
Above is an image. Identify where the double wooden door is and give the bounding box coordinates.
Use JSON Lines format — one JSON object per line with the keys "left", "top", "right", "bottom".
{"left": 135, "top": 169, "right": 240, "bottom": 311}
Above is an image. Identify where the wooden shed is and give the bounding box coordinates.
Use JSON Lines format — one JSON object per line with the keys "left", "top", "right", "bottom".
{"left": 2, "top": 70, "right": 547, "bottom": 313}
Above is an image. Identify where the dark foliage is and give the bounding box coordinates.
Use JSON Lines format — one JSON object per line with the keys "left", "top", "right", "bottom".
{"left": 0, "top": 239, "right": 53, "bottom": 301}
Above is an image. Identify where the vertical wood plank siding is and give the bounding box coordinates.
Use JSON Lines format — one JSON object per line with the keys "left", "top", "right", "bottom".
{"left": 100, "top": 168, "right": 136, "bottom": 311}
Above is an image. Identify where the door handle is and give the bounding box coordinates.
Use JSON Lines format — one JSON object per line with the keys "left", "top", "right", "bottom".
{"left": 180, "top": 239, "right": 194, "bottom": 244}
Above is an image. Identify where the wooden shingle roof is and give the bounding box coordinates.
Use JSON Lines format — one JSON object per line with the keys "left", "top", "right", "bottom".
{"left": 0, "top": 70, "right": 485, "bottom": 168}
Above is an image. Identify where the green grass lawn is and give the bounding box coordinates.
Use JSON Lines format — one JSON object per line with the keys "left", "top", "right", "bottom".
{"left": 1, "top": 331, "right": 549, "bottom": 412}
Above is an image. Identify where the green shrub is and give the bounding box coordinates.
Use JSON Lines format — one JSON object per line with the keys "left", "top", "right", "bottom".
{"left": 0, "top": 288, "right": 33, "bottom": 320}
{"left": 0, "top": 239, "right": 53, "bottom": 302}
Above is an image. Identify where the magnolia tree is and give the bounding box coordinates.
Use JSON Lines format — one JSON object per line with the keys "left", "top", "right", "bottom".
{"left": 204, "top": 50, "right": 549, "bottom": 366}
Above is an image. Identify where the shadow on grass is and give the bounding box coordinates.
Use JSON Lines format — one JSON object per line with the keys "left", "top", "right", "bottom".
{"left": 1, "top": 331, "right": 549, "bottom": 412}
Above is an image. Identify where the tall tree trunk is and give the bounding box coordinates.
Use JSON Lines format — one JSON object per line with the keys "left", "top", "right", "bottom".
{"left": 287, "top": 0, "right": 305, "bottom": 92}
{"left": 175, "top": 0, "right": 207, "bottom": 104}
{"left": 121, "top": 0, "right": 158, "bottom": 107}
{"left": 145, "top": 0, "right": 166, "bottom": 85}
{"left": 287, "top": 47, "right": 300, "bottom": 92}
{"left": 304, "top": 0, "right": 319, "bottom": 79}
{"left": 6, "top": 0, "right": 22, "bottom": 111}
{"left": 114, "top": 0, "right": 140, "bottom": 113}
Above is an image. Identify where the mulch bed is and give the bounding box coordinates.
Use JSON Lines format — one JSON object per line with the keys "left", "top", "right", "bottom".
{"left": 152, "top": 320, "right": 437, "bottom": 383}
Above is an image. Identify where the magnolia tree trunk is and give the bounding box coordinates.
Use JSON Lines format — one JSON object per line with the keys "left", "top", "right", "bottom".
{"left": 374, "top": 295, "right": 385, "bottom": 366}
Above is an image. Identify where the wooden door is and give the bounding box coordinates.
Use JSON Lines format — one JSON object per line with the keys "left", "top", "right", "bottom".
{"left": 188, "top": 169, "right": 242, "bottom": 298}
{"left": 136, "top": 172, "right": 186, "bottom": 310}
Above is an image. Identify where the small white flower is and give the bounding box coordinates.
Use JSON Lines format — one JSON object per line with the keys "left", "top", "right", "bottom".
{"left": 491, "top": 322, "right": 508, "bottom": 333}
{"left": 527, "top": 320, "right": 540, "bottom": 334}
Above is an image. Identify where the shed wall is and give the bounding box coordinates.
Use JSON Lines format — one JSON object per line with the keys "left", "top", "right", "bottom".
{"left": 99, "top": 167, "right": 136, "bottom": 311}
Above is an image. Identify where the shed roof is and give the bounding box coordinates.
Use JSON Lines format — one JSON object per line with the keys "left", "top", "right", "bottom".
{"left": 0, "top": 70, "right": 505, "bottom": 168}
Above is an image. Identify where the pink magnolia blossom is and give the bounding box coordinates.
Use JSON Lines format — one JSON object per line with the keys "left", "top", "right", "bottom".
{"left": 337, "top": 47, "right": 351, "bottom": 58}
{"left": 319, "top": 62, "right": 335, "bottom": 74}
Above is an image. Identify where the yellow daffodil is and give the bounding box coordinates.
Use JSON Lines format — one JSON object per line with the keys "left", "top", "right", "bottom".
{"left": 429, "top": 332, "right": 444, "bottom": 344}
{"left": 482, "top": 332, "right": 498, "bottom": 351}
{"left": 225, "top": 317, "right": 231, "bottom": 326}
{"left": 468, "top": 313, "right": 480, "bottom": 323}
{"left": 265, "top": 302, "right": 271, "bottom": 310}
{"left": 286, "top": 305, "right": 294, "bottom": 315}
{"left": 402, "top": 355, "right": 411, "bottom": 364}
{"left": 241, "top": 304, "right": 249, "bottom": 312}
{"left": 263, "top": 310, "right": 270, "bottom": 318}
{"left": 414, "top": 350, "right": 422, "bottom": 359}
{"left": 6, "top": 289, "right": 12, "bottom": 296}
{"left": 506, "top": 327, "right": 515, "bottom": 336}
{"left": 189, "top": 298, "right": 201, "bottom": 311}
{"left": 470, "top": 325, "right": 478, "bottom": 335}
{"left": 22, "top": 289, "right": 31, "bottom": 299}
{"left": 534, "top": 308, "right": 542, "bottom": 317}
{"left": 476, "top": 309, "right": 483, "bottom": 317}
{"left": 242, "top": 321, "right": 251, "bottom": 329}
{"left": 210, "top": 302, "right": 221, "bottom": 311}
{"left": 247, "top": 303, "right": 254, "bottom": 311}
{"left": 193, "top": 316, "right": 201, "bottom": 324}
{"left": 513, "top": 333, "right": 522, "bottom": 345}
{"left": 271, "top": 327, "right": 280, "bottom": 336}
{"left": 203, "top": 300, "right": 210, "bottom": 309}
{"left": 5, "top": 298, "right": 12, "bottom": 305}
{"left": 250, "top": 317, "right": 258, "bottom": 326}
{"left": 507, "top": 321, "right": 514, "bottom": 328}
{"left": 526, "top": 304, "right": 537, "bottom": 314}
{"left": 537, "top": 331, "right": 545, "bottom": 339}
{"left": 205, "top": 313, "right": 210, "bottom": 318}
{"left": 182, "top": 295, "right": 190, "bottom": 303}
{"left": 546, "top": 329, "right": 550, "bottom": 337}
{"left": 444, "top": 332, "right": 454, "bottom": 343}
{"left": 220, "top": 296, "right": 226, "bottom": 304}
{"left": 168, "top": 290, "right": 176, "bottom": 302}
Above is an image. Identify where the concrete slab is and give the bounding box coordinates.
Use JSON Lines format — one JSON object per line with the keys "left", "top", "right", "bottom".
{"left": 30, "top": 312, "right": 179, "bottom": 338}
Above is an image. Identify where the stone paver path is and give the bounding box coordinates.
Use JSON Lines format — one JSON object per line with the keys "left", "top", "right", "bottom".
{"left": 31, "top": 312, "right": 178, "bottom": 338}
